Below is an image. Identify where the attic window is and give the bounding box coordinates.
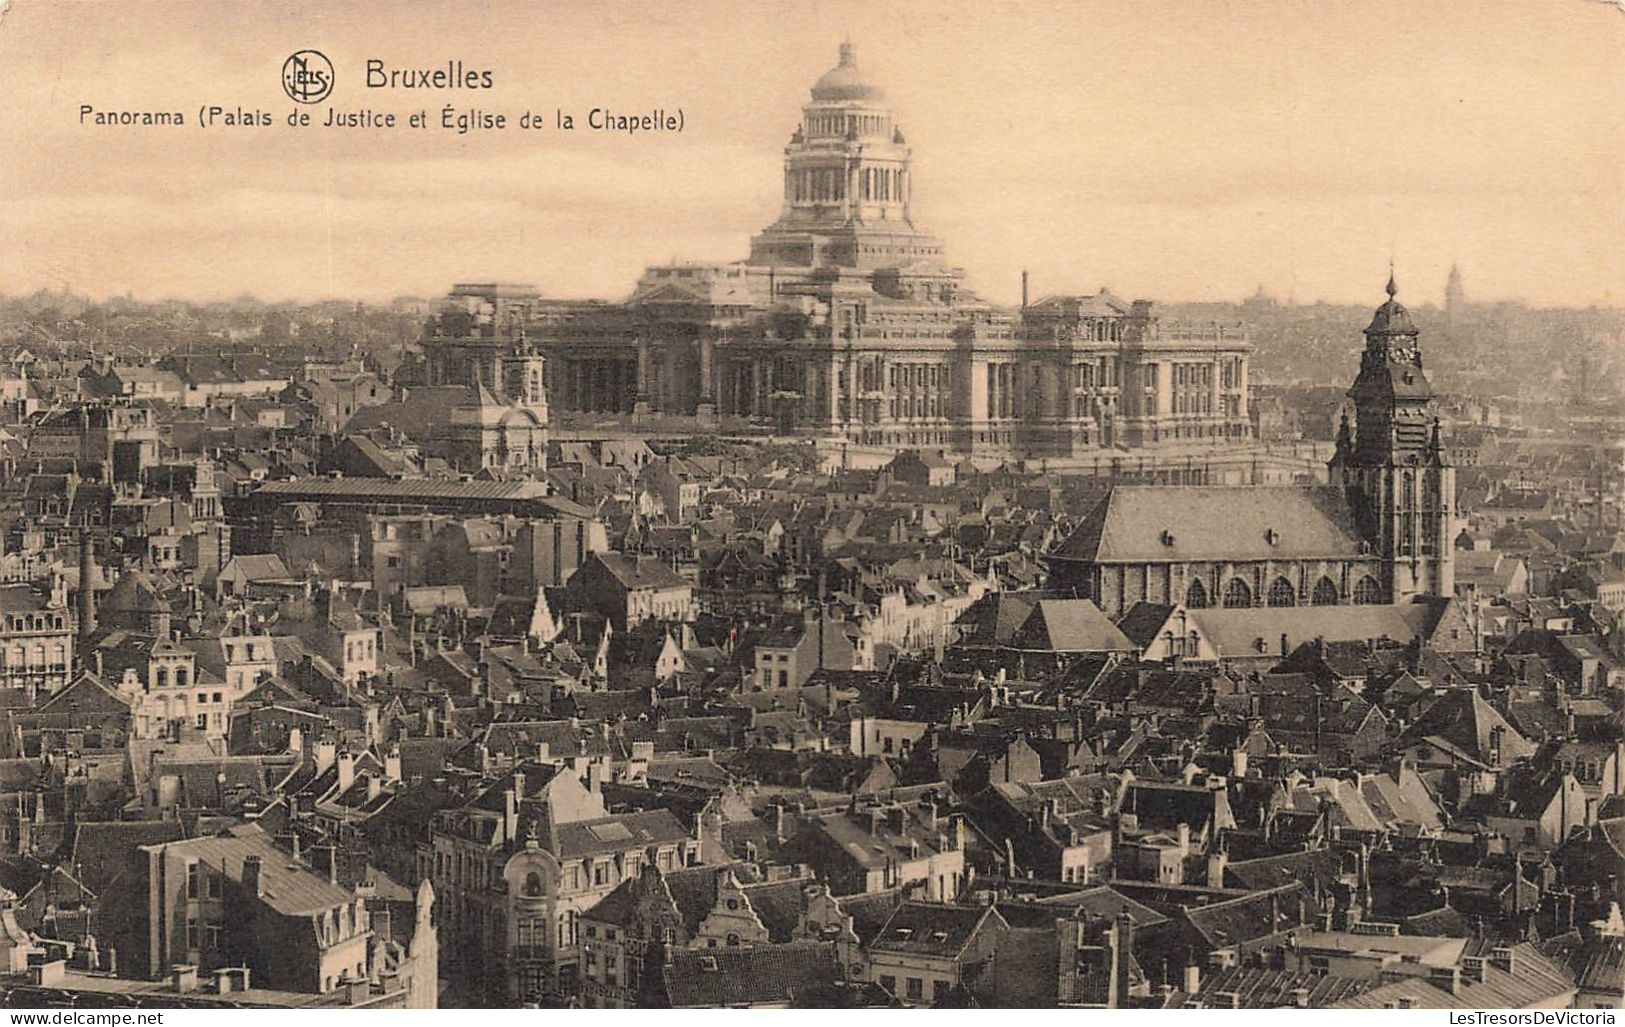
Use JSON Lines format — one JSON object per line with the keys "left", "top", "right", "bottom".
{"left": 1160, "top": 531, "right": 1176, "bottom": 547}
{"left": 930, "top": 930, "right": 949, "bottom": 942}
{"left": 893, "top": 928, "right": 914, "bottom": 940}
{"left": 1264, "top": 528, "right": 1280, "bottom": 545}
{"left": 698, "top": 955, "right": 719, "bottom": 972}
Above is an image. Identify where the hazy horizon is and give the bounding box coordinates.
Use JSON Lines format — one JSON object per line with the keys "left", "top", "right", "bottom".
{"left": 3, "top": 0, "right": 1623, "bottom": 310}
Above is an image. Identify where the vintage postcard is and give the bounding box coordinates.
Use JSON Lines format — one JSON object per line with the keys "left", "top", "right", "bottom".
{"left": 0, "top": 0, "right": 1621, "bottom": 1013}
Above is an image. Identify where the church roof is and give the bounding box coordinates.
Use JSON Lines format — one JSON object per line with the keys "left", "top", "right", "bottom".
{"left": 1190, "top": 602, "right": 1433, "bottom": 660}
{"left": 1366, "top": 271, "right": 1418, "bottom": 335}
{"left": 1048, "top": 486, "right": 1365, "bottom": 565}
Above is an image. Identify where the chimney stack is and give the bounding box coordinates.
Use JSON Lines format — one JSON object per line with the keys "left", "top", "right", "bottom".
{"left": 77, "top": 532, "right": 97, "bottom": 639}
{"left": 1112, "top": 913, "right": 1134, "bottom": 1009}
{"left": 242, "top": 855, "right": 263, "bottom": 896}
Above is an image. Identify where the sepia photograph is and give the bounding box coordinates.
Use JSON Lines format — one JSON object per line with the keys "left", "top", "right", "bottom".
{"left": 0, "top": 0, "right": 1622, "bottom": 1012}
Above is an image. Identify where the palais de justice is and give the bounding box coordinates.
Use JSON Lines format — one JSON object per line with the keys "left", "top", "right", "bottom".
{"left": 422, "top": 43, "right": 1253, "bottom": 459}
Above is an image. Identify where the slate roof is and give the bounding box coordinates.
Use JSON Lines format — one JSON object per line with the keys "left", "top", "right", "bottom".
{"left": 591, "top": 552, "right": 689, "bottom": 591}
{"left": 151, "top": 823, "right": 354, "bottom": 917}
{"left": 1194, "top": 966, "right": 1374, "bottom": 1007}
{"left": 869, "top": 901, "right": 1006, "bottom": 958}
{"left": 663, "top": 941, "right": 838, "bottom": 1007}
{"left": 1008, "top": 599, "right": 1135, "bottom": 653}
{"left": 552, "top": 809, "right": 691, "bottom": 859}
{"left": 1190, "top": 601, "right": 1460, "bottom": 659}
{"left": 1181, "top": 883, "right": 1306, "bottom": 949}
{"left": 1050, "top": 486, "right": 1364, "bottom": 564}
{"left": 1402, "top": 688, "right": 1537, "bottom": 764}
{"left": 1330, "top": 943, "right": 1574, "bottom": 1008}
{"left": 69, "top": 820, "right": 186, "bottom": 896}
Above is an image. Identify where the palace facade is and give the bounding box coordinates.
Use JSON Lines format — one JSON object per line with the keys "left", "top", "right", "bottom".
{"left": 423, "top": 43, "right": 1254, "bottom": 459}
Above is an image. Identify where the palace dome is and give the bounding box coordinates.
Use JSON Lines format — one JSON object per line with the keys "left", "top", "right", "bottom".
{"left": 811, "top": 42, "right": 885, "bottom": 102}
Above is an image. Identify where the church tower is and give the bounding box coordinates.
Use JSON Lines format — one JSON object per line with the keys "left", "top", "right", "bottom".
{"left": 1329, "top": 273, "right": 1455, "bottom": 600}
{"left": 1444, "top": 264, "right": 1465, "bottom": 335}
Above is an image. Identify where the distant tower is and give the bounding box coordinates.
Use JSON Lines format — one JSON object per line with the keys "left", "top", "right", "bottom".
{"left": 77, "top": 533, "right": 98, "bottom": 640}
{"left": 1444, "top": 264, "right": 1465, "bottom": 335}
{"left": 1328, "top": 272, "right": 1455, "bottom": 600}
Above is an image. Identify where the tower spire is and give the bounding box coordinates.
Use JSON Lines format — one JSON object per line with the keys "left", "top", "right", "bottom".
{"left": 1386, "top": 262, "right": 1397, "bottom": 299}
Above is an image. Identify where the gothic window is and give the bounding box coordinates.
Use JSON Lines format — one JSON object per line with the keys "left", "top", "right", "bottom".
{"left": 1223, "top": 578, "right": 1252, "bottom": 609}
{"left": 1311, "top": 577, "right": 1340, "bottom": 606}
{"left": 1186, "top": 578, "right": 1209, "bottom": 609}
{"left": 1267, "top": 577, "right": 1296, "bottom": 607}
{"left": 1353, "top": 575, "right": 1382, "bottom": 605}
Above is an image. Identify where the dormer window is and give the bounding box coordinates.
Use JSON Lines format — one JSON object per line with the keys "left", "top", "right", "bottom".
{"left": 1264, "top": 528, "right": 1280, "bottom": 545}
{"left": 1160, "top": 530, "right": 1176, "bottom": 547}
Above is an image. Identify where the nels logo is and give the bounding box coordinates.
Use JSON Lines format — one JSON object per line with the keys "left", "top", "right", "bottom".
{"left": 282, "top": 50, "right": 334, "bottom": 104}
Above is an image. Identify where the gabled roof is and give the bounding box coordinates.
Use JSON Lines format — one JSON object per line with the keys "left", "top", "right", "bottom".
{"left": 1008, "top": 599, "right": 1134, "bottom": 653}
{"left": 1402, "top": 688, "right": 1537, "bottom": 764}
{"left": 868, "top": 901, "right": 1006, "bottom": 958}
{"left": 1050, "top": 486, "right": 1364, "bottom": 564}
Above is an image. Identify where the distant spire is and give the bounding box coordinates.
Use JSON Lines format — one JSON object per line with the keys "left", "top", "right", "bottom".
{"left": 839, "top": 38, "right": 855, "bottom": 65}
{"left": 1386, "top": 262, "right": 1397, "bottom": 299}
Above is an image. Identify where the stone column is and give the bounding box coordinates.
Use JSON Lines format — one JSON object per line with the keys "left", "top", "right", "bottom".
{"left": 697, "top": 336, "right": 716, "bottom": 424}
{"left": 1237, "top": 356, "right": 1250, "bottom": 423}
{"left": 828, "top": 356, "right": 843, "bottom": 428}
{"left": 844, "top": 350, "right": 858, "bottom": 427}
{"left": 634, "top": 337, "right": 652, "bottom": 420}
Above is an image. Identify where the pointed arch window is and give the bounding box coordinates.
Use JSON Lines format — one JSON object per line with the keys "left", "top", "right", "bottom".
{"left": 1186, "top": 578, "right": 1209, "bottom": 610}
{"left": 1267, "top": 577, "right": 1297, "bottom": 607}
{"left": 1353, "top": 575, "right": 1383, "bottom": 605}
{"left": 1311, "top": 577, "right": 1340, "bottom": 606}
{"left": 1223, "top": 578, "right": 1252, "bottom": 609}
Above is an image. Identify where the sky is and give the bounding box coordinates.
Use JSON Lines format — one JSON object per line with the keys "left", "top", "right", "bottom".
{"left": 2, "top": 0, "right": 1622, "bottom": 309}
